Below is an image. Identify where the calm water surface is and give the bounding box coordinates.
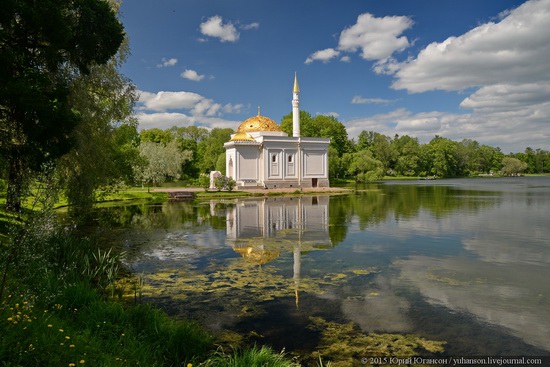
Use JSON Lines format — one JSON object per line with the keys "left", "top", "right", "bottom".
{"left": 92, "top": 177, "right": 550, "bottom": 359}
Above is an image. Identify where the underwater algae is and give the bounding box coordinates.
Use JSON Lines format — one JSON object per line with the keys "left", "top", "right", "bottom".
{"left": 308, "top": 317, "right": 446, "bottom": 367}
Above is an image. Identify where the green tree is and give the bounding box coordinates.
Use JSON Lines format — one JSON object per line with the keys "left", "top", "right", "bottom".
{"left": 501, "top": 157, "right": 528, "bottom": 176}
{"left": 347, "top": 150, "right": 384, "bottom": 182}
{"left": 392, "top": 135, "right": 420, "bottom": 176}
{"left": 196, "top": 128, "right": 233, "bottom": 173}
{"left": 0, "top": 0, "right": 124, "bottom": 212}
{"left": 140, "top": 128, "right": 174, "bottom": 145}
{"left": 281, "top": 111, "right": 350, "bottom": 156}
{"left": 134, "top": 141, "right": 192, "bottom": 189}
{"left": 59, "top": 36, "right": 139, "bottom": 213}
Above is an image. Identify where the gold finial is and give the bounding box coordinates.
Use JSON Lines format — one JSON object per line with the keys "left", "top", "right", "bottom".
{"left": 258, "top": 105, "right": 260, "bottom": 116}
{"left": 293, "top": 72, "right": 300, "bottom": 94}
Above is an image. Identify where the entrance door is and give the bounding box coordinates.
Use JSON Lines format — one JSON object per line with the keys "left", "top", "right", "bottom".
{"left": 312, "top": 178, "right": 318, "bottom": 187}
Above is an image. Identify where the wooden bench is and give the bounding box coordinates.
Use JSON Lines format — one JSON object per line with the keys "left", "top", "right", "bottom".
{"left": 168, "top": 191, "right": 196, "bottom": 200}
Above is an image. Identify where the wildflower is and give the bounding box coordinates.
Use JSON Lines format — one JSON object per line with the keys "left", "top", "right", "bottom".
{"left": 79, "top": 360, "right": 86, "bottom": 364}
{"left": 7, "top": 317, "right": 12, "bottom": 321}
{"left": 48, "top": 324, "right": 53, "bottom": 328}
{"left": 69, "top": 363, "right": 76, "bottom": 367}
{"left": 69, "top": 344, "right": 75, "bottom": 348}
{"left": 187, "top": 364, "right": 193, "bottom": 367}
{"left": 65, "top": 336, "right": 70, "bottom": 340}
{"left": 59, "top": 329, "right": 64, "bottom": 332}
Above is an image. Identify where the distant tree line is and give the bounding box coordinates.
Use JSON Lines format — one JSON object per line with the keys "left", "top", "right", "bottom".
{"left": 132, "top": 110, "right": 549, "bottom": 186}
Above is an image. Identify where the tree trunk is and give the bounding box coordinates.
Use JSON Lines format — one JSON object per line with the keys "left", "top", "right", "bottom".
{"left": 5, "top": 153, "right": 24, "bottom": 213}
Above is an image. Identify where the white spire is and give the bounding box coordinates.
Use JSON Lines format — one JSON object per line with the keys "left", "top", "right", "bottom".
{"left": 292, "top": 72, "right": 300, "bottom": 138}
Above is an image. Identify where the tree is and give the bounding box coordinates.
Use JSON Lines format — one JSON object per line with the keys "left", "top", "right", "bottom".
{"left": 501, "top": 157, "right": 528, "bottom": 176}
{"left": 347, "top": 150, "right": 384, "bottom": 182}
{"left": 392, "top": 135, "right": 420, "bottom": 176}
{"left": 59, "top": 34, "right": 139, "bottom": 213}
{"left": 281, "top": 112, "right": 351, "bottom": 157}
{"left": 140, "top": 128, "right": 174, "bottom": 145}
{"left": 0, "top": 0, "right": 124, "bottom": 211}
{"left": 134, "top": 141, "right": 192, "bottom": 189}
{"left": 196, "top": 128, "right": 233, "bottom": 173}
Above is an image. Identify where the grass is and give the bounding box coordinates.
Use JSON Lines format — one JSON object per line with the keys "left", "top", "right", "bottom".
{"left": 0, "top": 209, "right": 299, "bottom": 367}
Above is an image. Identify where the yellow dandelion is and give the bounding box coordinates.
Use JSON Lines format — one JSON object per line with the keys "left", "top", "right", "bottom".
{"left": 65, "top": 336, "right": 70, "bottom": 340}
{"left": 59, "top": 329, "right": 64, "bottom": 332}
{"left": 79, "top": 360, "right": 86, "bottom": 364}
{"left": 187, "top": 364, "right": 193, "bottom": 367}
{"left": 69, "top": 363, "right": 76, "bottom": 367}
{"left": 48, "top": 324, "right": 53, "bottom": 328}
{"left": 69, "top": 344, "right": 75, "bottom": 348}
{"left": 7, "top": 317, "right": 12, "bottom": 321}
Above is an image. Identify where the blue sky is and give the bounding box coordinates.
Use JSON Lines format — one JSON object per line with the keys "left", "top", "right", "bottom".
{"left": 119, "top": 0, "right": 550, "bottom": 153}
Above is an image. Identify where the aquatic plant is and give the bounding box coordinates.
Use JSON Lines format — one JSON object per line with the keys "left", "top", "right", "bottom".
{"left": 201, "top": 345, "right": 299, "bottom": 367}
{"left": 308, "top": 317, "right": 446, "bottom": 367}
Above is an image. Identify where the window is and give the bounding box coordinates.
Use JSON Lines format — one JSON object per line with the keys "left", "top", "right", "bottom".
{"left": 288, "top": 155, "right": 293, "bottom": 163}
{"left": 272, "top": 154, "right": 277, "bottom": 163}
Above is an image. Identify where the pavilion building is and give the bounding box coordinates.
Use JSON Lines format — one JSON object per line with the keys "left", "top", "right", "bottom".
{"left": 224, "top": 74, "right": 330, "bottom": 189}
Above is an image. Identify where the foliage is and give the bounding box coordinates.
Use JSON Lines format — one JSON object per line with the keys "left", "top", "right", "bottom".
{"left": 196, "top": 128, "right": 233, "bottom": 173}
{"left": 59, "top": 36, "right": 139, "bottom": 214}
{"left": 347, "top": 150, "right": 384, "bottom": 182}
{"left": 203, "top": 345, "right": 299, "bottom": 367}
{"left": 214, "top": 175, "right": 237, "bottom": 192}
{"left": 134, "top": 141, "right": 192, "bottom": 188}
{"left": 0, "top": 0, "right": 124, "bottom": 212}
{"left": 308, "top": 316, "right": 446, "bottom": 367}
{"left": 500, "top": 157, "right": 528, "bottom": 176}
{"left": 199, "top": 173, "right": 211, "bottom": 192}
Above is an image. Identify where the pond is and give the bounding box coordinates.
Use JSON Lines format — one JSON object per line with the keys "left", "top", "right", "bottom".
{"left": 89, "top": 177, "right": 550, "bottom": 362}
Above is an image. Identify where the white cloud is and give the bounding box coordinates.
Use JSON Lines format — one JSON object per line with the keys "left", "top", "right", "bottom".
{"left": 136, "top": 90, "right": 243, "bottom": 131}
{"left": 305, "top": 48, "right": 340, "bottom": 64}
{"left": 240, "top": 22, "right": 259, "bottom": 30}
{"left": 338, "top": 13, "right": 413, "bottom": 61}
{"left": 392, "top": 0, "right": 550, "bottom": 93}
{"left": 136, "top": 90, "right": 244, "bottom": 131}
{"left": 371, "top": 0, "right": 550, "bottom": 153}
{"left": 156, "top": 58, "right": 178, "bottom": 68}
{"left": 351, "top": 96, "right": 395, "bottom": 105}
{"left": 305, "top": 13, "right": 413, "bottom": 65}
{"left": 200, "top": 15, "right": 239, "bottom": 42}
{"left": 181, "top": 69, "right": 205, "bottom": 81}
{"left": 136, "top": 112, "right": 240, "bottom": 131}
{"left": 138, "top": 91, "right": 203, "bottom": 112}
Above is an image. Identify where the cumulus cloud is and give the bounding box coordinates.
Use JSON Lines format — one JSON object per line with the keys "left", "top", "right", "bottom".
{"left": 392, "top": 0, "right": 550, "bottom": 93}
{"left": 351, "top": 96, "right": 395, "bottom": 105}
{"left": 240, "top": 22, "right": 259, "bottom": 30}
{"left": 139, "top": 91, "right": 203, "bottom": 112}
{"left": 181, "top": 69, "right": 205, "bottom": 81}
{"left": 156, "top": 58, "right": 178, "bottom": 68}
{"left": 338, "top": 13, "right": 413, "bottom": 61}
{"left": 305, "top": 48, "right": 340, "bottom": 64}
{"left": 136, "top": 90, "right": 243, "bottom": 131}
{"left": 305, "top": 13, "right": 413, "bottom": 65}
{"left": 369, "top": 0, "right": 550, "bottom": 152}
{"left": 200, "top": 15, "right": 239, "bottom": 42}
{"left": 136, "top": 111, "right": 240, "bottom": 131}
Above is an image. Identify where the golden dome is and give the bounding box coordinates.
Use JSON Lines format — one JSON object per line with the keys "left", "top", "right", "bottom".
{"left": 230, "top": 131, "right": 256, "bottom": 142}
{"left": 233, "top": 245, "right": 280, "bottom": 265}
{"left": 236, "top": 114, "right": 282, "bottom": 133}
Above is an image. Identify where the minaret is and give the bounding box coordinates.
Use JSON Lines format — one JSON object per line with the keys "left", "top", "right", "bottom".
{"left": 292, "top": 72, "right": 300, "bottom": 138}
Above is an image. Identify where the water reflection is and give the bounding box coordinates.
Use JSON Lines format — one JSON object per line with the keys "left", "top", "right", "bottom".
{"left": 225, "top": 196, "right": 331, "bottom": 306}
{"left": 84, "top": 177, "right": 550, "bottom": 356}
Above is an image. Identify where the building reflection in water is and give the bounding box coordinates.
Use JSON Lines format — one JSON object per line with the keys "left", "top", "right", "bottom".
{"left": 225, "top": 196, "right": 331, "bottom": 306}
